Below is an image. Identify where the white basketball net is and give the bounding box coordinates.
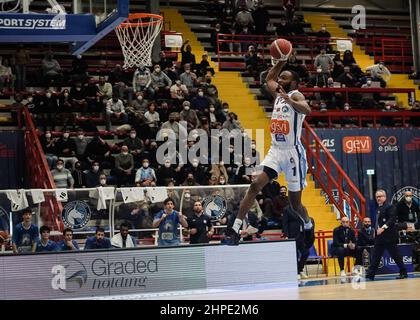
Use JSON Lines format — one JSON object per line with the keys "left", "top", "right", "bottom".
{"left": 115, "top": 14, "right": 163, "bottom": 68}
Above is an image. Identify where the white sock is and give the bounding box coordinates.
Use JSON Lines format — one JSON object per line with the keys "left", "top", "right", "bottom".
{"left": 232, "top": 218, "right": 243, "bottom": 234}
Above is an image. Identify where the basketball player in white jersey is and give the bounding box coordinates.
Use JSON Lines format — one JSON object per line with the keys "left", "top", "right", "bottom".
{"left": 225, "top": 58, "right": 311, "bottom": 245}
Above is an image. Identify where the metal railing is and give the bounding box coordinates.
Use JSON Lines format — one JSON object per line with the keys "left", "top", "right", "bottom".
{"left": 301, "top": 121, "right": 366, "bottom": 226}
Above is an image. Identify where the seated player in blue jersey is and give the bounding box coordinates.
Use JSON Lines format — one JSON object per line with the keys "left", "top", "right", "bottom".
{"left": 36, "top": 225, "right": 59, "bottom": 252}
{"left": 57, "top": 228, "right": 80, "bottom": 251}
{"left": 84, "top": 227, "right": 112, "bottom": 250}
{"left": 12, "top": 208, "right": 39, "bottom": 254}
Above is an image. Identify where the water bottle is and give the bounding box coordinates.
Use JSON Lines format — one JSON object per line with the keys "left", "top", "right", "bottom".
{"left": 363, "top": 248, "right": 370, "bottom": 268}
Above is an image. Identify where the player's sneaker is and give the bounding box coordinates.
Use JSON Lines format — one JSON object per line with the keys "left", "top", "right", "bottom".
{"left": 224, "top": 228, "right": 240, "bottom": 246}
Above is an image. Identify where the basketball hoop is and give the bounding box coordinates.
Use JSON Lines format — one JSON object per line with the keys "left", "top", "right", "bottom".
{"left": 115, "top": 13, "right": 163, "bottom": 68}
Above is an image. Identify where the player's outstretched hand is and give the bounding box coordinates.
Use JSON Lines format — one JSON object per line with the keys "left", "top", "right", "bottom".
{"left": 278, "top": 86, "right": 291, "bottom": 102}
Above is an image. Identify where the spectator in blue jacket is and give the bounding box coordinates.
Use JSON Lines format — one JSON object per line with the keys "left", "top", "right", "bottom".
{"left": 57, "top": 228, "right": 80, "bottom": 251}
{"left": 36, "top": 225, "right": 59, "bottom": 252}
{"left": 84, "top": 227, "right": 112, "bottom": 250}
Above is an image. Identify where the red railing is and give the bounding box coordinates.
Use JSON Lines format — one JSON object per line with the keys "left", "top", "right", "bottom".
{"left": 299, "top": 87, "right": 416, "bottom": 105}
{"left": 216, "top": 34, "right": 353, "bottom": 69}
{"left": 306, "top": 110, "right": 420, "bottom": 128}
{"left": 301, "top": 121, "right": 366, "bottom": 227}
{"left": 23, "top": 106, "right": 63, "bottom": 232}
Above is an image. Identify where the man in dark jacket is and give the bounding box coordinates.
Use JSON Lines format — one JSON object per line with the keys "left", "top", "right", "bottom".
{"left": 331, "top": 216, "right": 357, "bottom": 276}
{"left": 396, "top": 190, "right": 420, "bottom": 230}
{"left": 356, "top": 217, "right": 375, "bottom": 266}
{"left": 366, "top": 190, "right": 408, "bottom": 280}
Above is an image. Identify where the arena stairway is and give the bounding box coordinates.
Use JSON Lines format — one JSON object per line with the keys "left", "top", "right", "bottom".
{"left": 303, "top": 12, "right": 420, "bottom": 109}
{"left": 162, "top": 7, "right": 338, "bottom": 235}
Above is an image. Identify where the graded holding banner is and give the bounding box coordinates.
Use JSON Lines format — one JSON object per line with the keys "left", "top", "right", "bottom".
{"left": 0, "top": 241, "right": 297, "bottom": 299}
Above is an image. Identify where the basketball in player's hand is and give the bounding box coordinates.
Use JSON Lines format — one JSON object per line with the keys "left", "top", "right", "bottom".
{"left": 270, "top": 38, "right": 293, "bottom": 62}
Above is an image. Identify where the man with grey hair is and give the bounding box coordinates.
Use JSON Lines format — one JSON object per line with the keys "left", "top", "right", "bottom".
{"left": 180, "top": 100, "right": 199, "bottom": 130}
{"left": 366, "top": 189, "right": 408, "bottom": 280}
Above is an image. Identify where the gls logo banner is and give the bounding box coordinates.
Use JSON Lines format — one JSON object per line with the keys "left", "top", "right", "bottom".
{"left": 378, "top": 136, "right": 398, "bottom": 152}
{"left": 343, "top": 136, "right": 372, "bottom": 154}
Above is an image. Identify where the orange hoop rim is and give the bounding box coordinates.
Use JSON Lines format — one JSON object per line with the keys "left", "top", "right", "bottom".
{"left": 117, "top": 13, "right": 163, "bottom": 28}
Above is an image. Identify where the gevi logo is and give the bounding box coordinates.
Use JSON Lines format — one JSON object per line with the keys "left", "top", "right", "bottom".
{"left": 343, "top": 136, "right": 372, "bottom": 154}
{"left": 51, "top": 259, "right": 88, "bottom": 293}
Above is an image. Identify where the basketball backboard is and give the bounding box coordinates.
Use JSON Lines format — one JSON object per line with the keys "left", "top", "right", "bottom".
{"left": 0, "top": 0, "right": 128, "bottom": 55}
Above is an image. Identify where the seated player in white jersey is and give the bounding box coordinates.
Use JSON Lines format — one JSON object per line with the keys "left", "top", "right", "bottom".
{"left": 225, "top": 50, "right": 312, "bottom": 245}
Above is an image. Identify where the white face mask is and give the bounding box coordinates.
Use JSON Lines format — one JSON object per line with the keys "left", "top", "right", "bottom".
{"left": 143, "top": 162, "right": 149, "bottom": 168}
{"left": 56, "top": 165, "right": 63, "bottom": 170}
{"left": 45, "top": 133, "right": 51, "bottom": 139}
{"left": 78, "top": 134, "right": 84, "bottom": 139}
{"left": 122, "top": 151, "right": 129, "bottom": 155}
{"left": 93, "top": 166, "right": 99, "bottom": 172}
{"left": 219, "top": 180, "right": 225, "bottom": 185}
{"left": 184, "top": 106, "right": 190, "bottom": 111}
{"left": 192, "top": 162, "right": 199, "bottom": 168}
{"left": 367, "top": 80, "right": 372, "bottom": 85}
{"left": 164, "top": 162, "right": 171, "bottom": 168}
{"left": 229, "top": 147, "right": 234, "bottom": 153}
{"left": 64, "top": 92, "right": 69, "bottom": 97}
{"left": 63, "top": 133, "right": 70, "bottom": 139}
{"left": 405, "top": 196, "right": 413, "bottom": 203}
{"left": 130, "top": 133, "right": 136, "bottom": 139}
{"left": 209, "top": 107, "right": 215, "bottom": 112}
{"left": 76, "top": 87, "right": 81, "bottom": 91}
{"left": 185, "top": 70, "right": 190, "bottom": 73}
{"left": 137, "top": 95, "right": 143, "bottom": 101}
{"left": 219, "top": 161, "right": 224, "bottom": 166}
{"left": 155, "top": 68, "right": 161, "bottom": 73}
{"left": 198, "top": 92, "right": 204, "bottom": 97}
{"left": 223, "top": 109, "right": 229, "bottom": 113}
{"left": 251, "top": 144, "right": 256, "bottom": 149}
{"left": 46, "top": 93, "right": 52, "bottom": 98}
{"left": 28, "top": 97, "right": 33, "bottom": 103}
{"left": 344, "top": 106, "right": 350, "bottom": 111}
{"left": 100, "top": 179, "right": 107, "bottom": 185}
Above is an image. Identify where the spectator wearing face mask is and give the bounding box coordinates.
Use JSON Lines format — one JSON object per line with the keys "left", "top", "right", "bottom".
{"left": 135, "top": 158, "right": 156, "bottom": 187}
{"left": 222, "top": 112, "right": 241, "bottom": 131}
{"left": 51, "top": 159, "right": 74, "bottom": 188}
{"left": 180, "top": 64, "right": 198, "bottom": 92}
{"left": 180, "top": 101, "right": 199, "bottom": 130}
{"left": 170, "top": 79, "right": 189, "bottom": 102}
{"left": 366, "top": 61, "right": 391, "bottom": 87}
{"left": 97, "top": 76, "right": 113, "bottom": 101}
{"left": 308, "top": 67, "right": 329, "bottom": 89}
{"left": 234, "top": 156, "right": 255, "bottom": 184}
{"left": 85, "top": 161, "right": 102, "bottom": 187}
{"left": 150, "top": 64, "right": 172, "bottom": 99}
{"left": 396, "top": 190, "right": 420, "bottom": 231}
{"left": 115, "top": 145, "right": 134, "bottom": 186}
{"left": 206, "top": 103, "right": 223, "bottom": 127}
{"left": 74, "top": 128, "right": 90, "bottom": 161}
{"left": 123, "top": 128, "right": 144, "bottom": 161}
{"left": 336, "top": 66, "right": 356, "bottom": 88}
{"left": 381, "top": 102, "right": 397, "bottom": 127}
{"left": 132, "top": 63, "right": 153, "bottom": 97}
{"left": 191, "top": 88, "right": 210, "bottom": 115}
{"left": 361, "top": 78, "right": 377, "bottom": 109}
{"left": 40, "top": 130, "right": 58, "bottom": 169}
{"left": 126, "top": 91, "right": 148, "bottom": 115}
{"left": 314, "top": 48, "right": 334, "bottom": 74}
{"left": 156, "top": 159, "right": 177, "bottom": 186}
{"left": 106, "top": 94, "right": 128, "bottom": 131}
{"left": 209, "top": 160, "right": 229, "bottom": 182}
{"left": 55, "top": 128, "right": 78, "bottom": 169}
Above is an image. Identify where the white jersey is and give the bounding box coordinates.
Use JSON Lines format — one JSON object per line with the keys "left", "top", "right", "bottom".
{"left": 269, "top": 89, "right": 305, "bottom": 148}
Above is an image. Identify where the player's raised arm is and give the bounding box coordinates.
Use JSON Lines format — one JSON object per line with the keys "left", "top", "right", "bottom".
{"left": 266, "top": 60, "right": 287, "bottom": 94}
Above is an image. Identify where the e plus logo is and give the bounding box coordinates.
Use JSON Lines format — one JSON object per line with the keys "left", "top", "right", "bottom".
{"left": 378, "top": 136, "right": 398, "bottom": 152}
